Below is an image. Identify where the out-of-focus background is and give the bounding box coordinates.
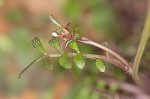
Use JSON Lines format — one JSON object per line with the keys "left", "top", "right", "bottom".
{"left": 0, "top": 0, "right": 150, "bottom": 99}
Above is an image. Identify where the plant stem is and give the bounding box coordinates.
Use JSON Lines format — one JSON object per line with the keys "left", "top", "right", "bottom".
{"left": 19, "top": 56, "right": 46, "bottom": 79}
{"left": 19, "top": 53, "right": 131, "bottom": 79}
{"left": 49, "top": 53, "right": 129, "bottom": 71}
{"left": 132, "top": 0, "right": 150, "bottom": 86}
{"left": 78, "top": 39, "right": 132, "bottom": 73}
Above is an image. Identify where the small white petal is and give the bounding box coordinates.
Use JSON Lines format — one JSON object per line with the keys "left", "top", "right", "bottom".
{"left": 100, "top": 68, "right": 105, "bottom": 72}
{"left": 52, "top": 32, "right": 58, "bottom": 37}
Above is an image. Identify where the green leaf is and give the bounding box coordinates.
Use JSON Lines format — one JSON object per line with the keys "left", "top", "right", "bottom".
{"left": 74, "top": 53, "right": 85, "bottom": 69}
{"left": 49, "top": 37, "right": 61, "bottom": 52}
{"left": 32, "top": 37, "right": 46, "bottom": 55}
{"left": 43, "top": 58, "right": 53, "bottom": 70}
{"left": 59, "top": 52, "right": 71, "bottom": 69}
{"left": 69, "top": 41, "right": 80, "bottom": 53}
{"left": 49, "top": 14, "right": 63, "bottom": 28}
{"left": 95, "top": 59, "right": 106, "bottom": 72}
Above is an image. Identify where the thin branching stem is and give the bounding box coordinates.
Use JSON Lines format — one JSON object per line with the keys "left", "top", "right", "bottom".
{"left": 78, "top": 39, "right": 131, "bottom": 71}
{"left": 19, "top": 56, "right": 46, "bottom": 79}
{"left": 49, "top": 53, "right": 128, "bottom": 71}
{"left": 19, "top": 53, "right": 131, "bottom": 79}
{"left": 63, "top": 36, "right": 132, "bottom": 73}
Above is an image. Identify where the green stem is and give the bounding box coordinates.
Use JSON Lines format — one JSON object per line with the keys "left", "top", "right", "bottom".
{"left": 19, "top": 56, "right": 46, "bottom": 79}
{"left": 132, "top": 0, "right": 150, "bottom": 86}
{"left": 19, "top": 53, "right": 131, "bottom": 79}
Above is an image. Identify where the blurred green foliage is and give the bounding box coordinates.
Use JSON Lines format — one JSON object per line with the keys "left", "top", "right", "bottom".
{"left": 64, "top": 0, "right": 121, "bottom": 39}
{"left": 97, "top": 80, "right": 106, "bottom": 90}
{"left": 6, "top": 9, "right": 23, "bottom": 22}
{"left": 65, "top": 77, "right": 103, "bottom": 99}
{"left": 144, "top": 52, "right": 150, "bottom": 60}
{"left": 36, "top": 15, "right": 50, "bottom": 25}
{"left": 91, "top": 8, "right": 120, "bottom": 37}
{"left": 109, "top": 83, "right": 118, "bottom": 92}
{"left": 10, "top": 27, "right": 31, "bottom": 52}
{"left": 113, "top": 68, "right": 127, "bottom": 81}
{"left": 10, "top": 27, "right": 37, "bottom": 65}
{"left": 64, "top": 0, "right": 81, "bottom": 20}
{"left": 0, "top": 36, "right": 14, "bottom": 53}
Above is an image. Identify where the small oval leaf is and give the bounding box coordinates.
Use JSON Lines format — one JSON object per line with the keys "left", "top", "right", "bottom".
{"left": 43, "top": 58, "right": 53, "bottom": 70}
{"left": 59, "top": 52, "right": 71, "bottom": 69}
{"left": 74, "top": 53, "right": 85, "bottom": 69}
{"left": 32, "top": 37, "right": 46, "bottom": 55}
{"left": 69, "top": 41, "right": 80, "bottom": 53}
{"left": 95, "top": 59, "right": 106, "bottom": 72}
{"left": 49, "top": 37, "right": 61, "bottom": 52}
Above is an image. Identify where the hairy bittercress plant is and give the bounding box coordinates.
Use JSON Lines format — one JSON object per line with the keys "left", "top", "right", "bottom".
{"left": 19, "top": 14, "right": 131, "bottom": 79}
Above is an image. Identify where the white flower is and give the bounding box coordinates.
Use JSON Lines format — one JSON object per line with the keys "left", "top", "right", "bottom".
{"left": 52, "top": 32, "right": 58, "bottom": 37}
